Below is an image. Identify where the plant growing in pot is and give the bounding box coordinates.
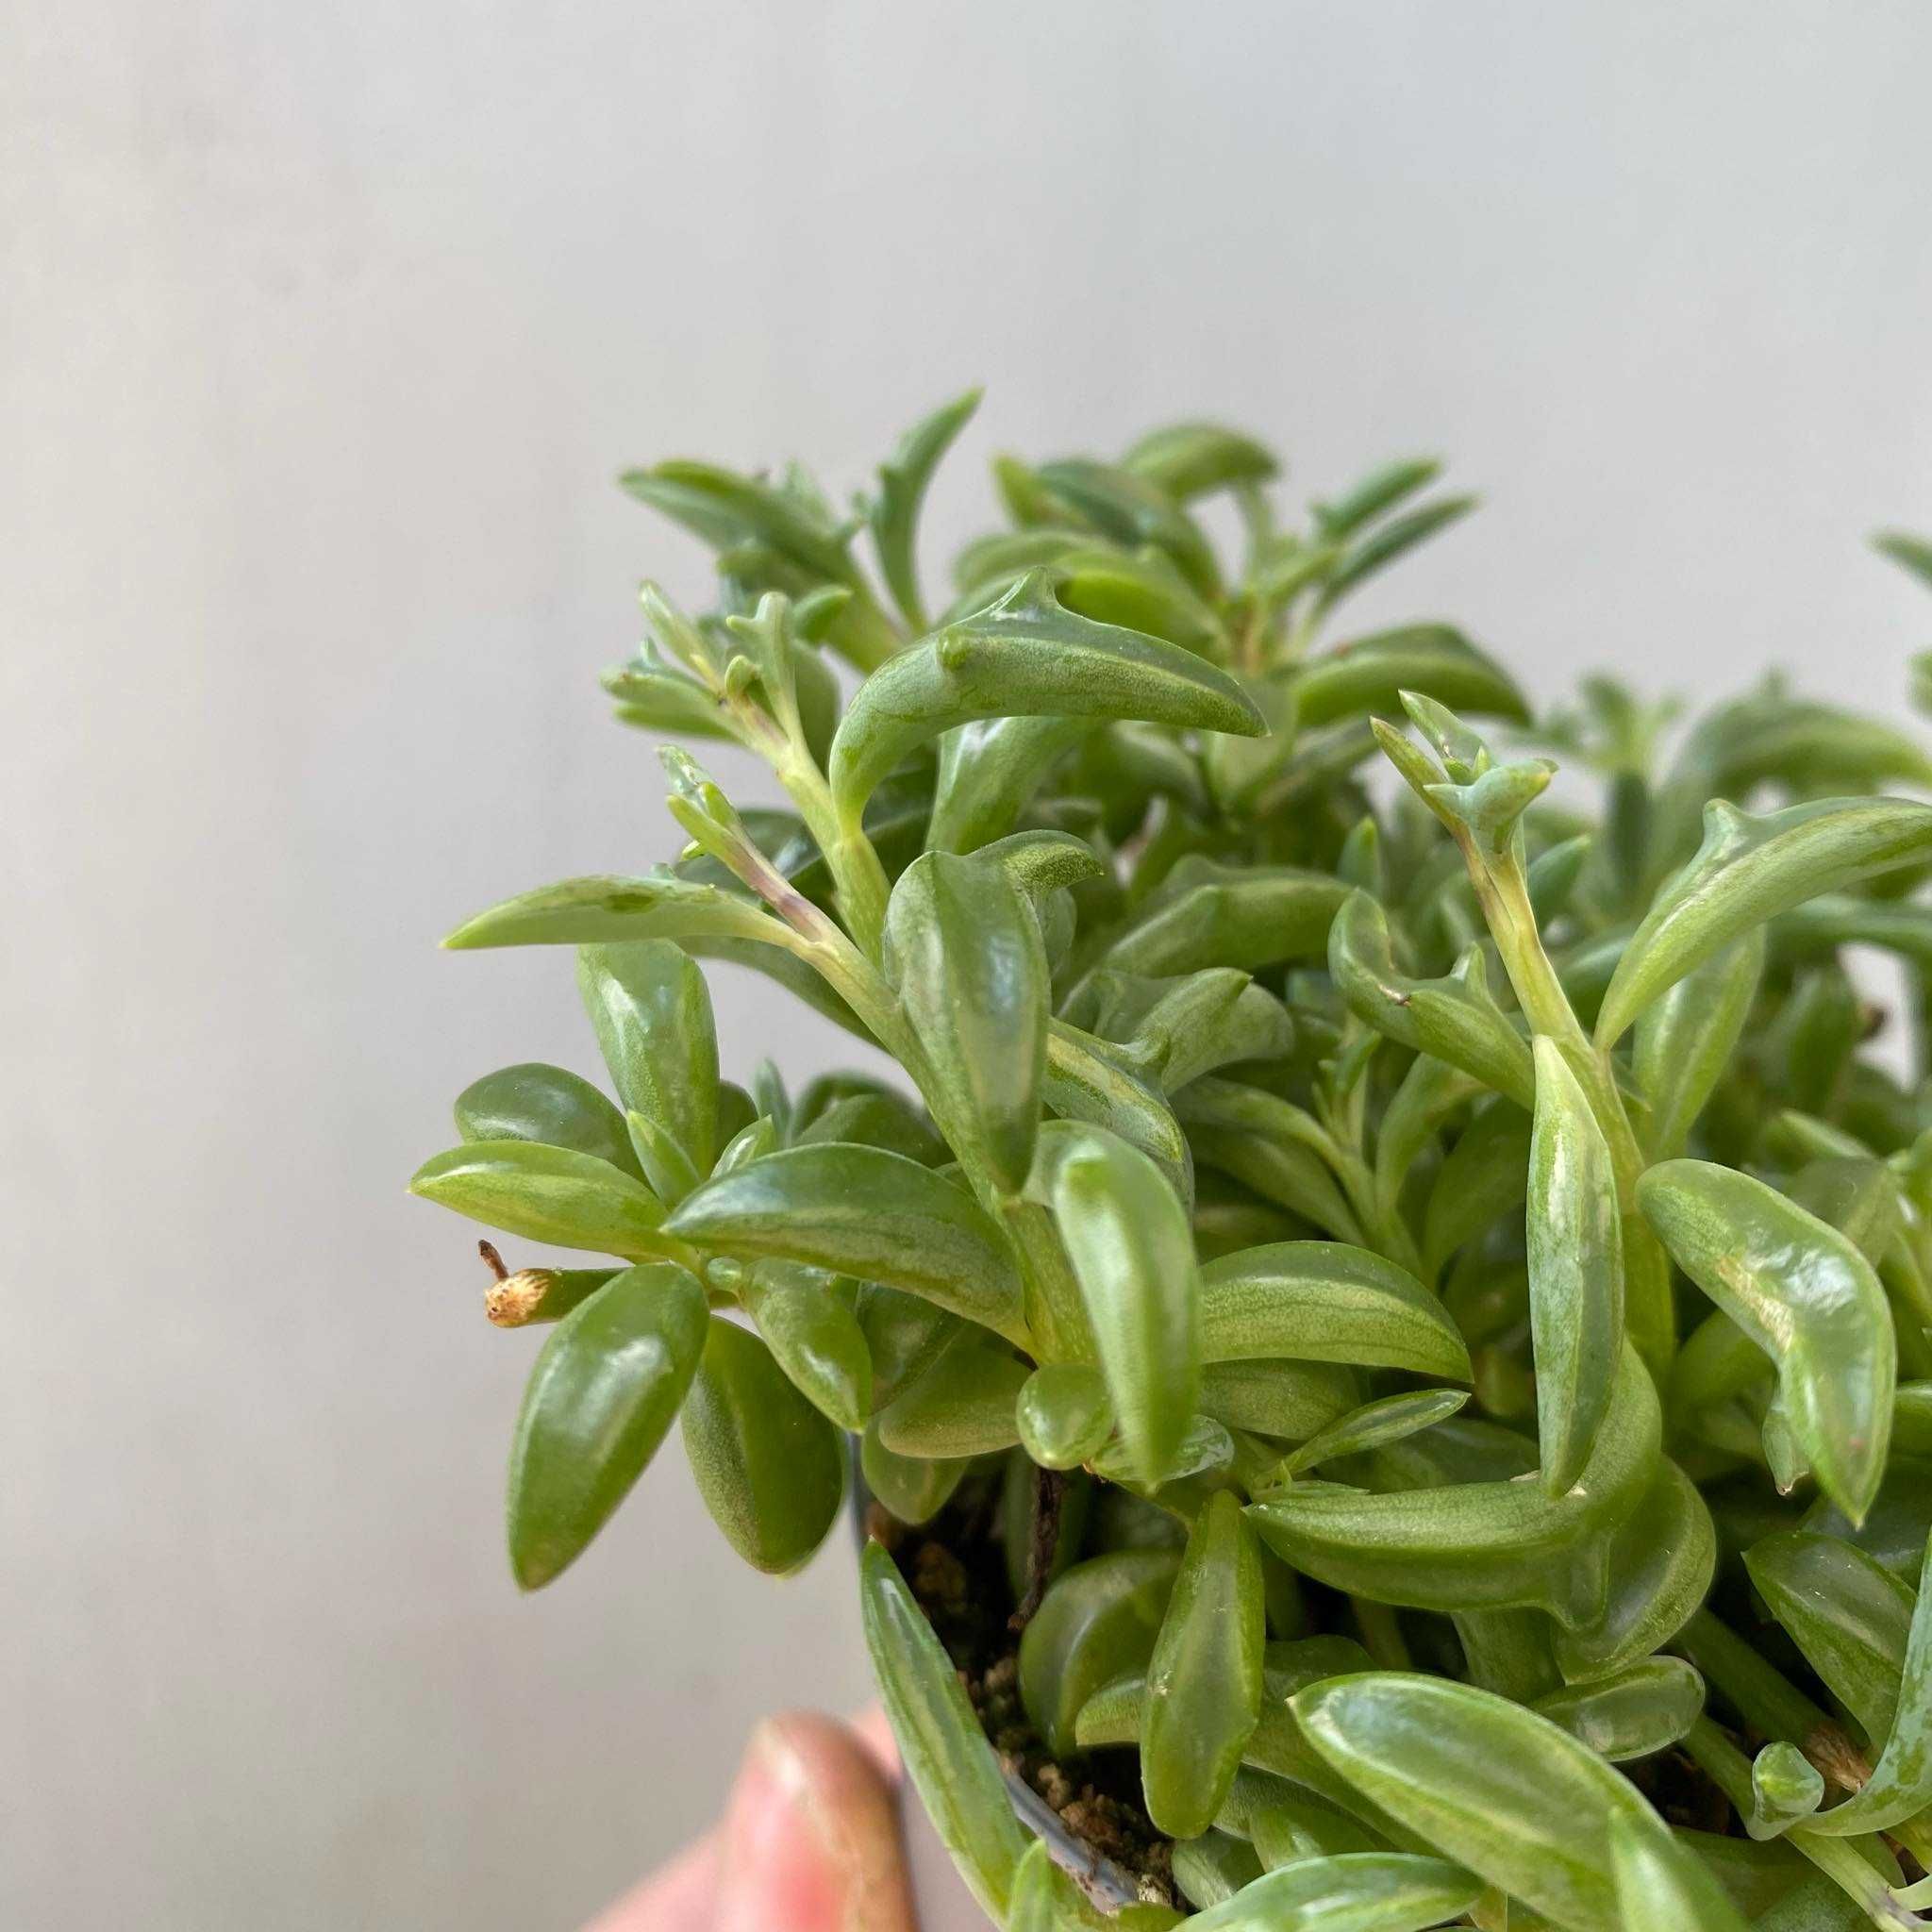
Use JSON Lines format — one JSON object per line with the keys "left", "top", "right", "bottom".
{"left": 412, "top": 393, "right": 1932, "bottom": 1930}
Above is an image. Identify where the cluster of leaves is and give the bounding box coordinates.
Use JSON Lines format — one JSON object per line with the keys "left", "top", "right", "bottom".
{"left": 413, "top": 392, "right": 1932, "bottom": 1930}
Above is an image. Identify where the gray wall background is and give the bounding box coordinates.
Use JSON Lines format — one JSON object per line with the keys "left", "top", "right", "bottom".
{"left": 6, "top": 2, "right": 1932, "bottom": 1925}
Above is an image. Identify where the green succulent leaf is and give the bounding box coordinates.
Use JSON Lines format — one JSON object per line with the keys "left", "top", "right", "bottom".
{"left": 1019, "top": 1549, "right": 1180, "bottom": 1757}
{"left": 858, "top": 1423, "right": 968, "bottom": 1526}
{"left": 1606, "top": 1812, "right": 1754, "bottom": 1932}
{"left": 680, "top": 1318, "right": 843, "bottom": 1574}
{"left": 1280, "top": 1389, "right": 1469, "bottom": 1479}
{"left": 1633, "top": 931, "right": 1765, "bottom": 1160}
{"left": 1640, "top": 1159, "right": 1896, "bottom": 1524}
{"left": 869, "top": 387, "right": 981, "bottom": 632}
{"left": 875, "top": 1341, "right": 1028, "bottom": 1458}
{"left": 1249, "top": 1346, "right": 1657, "bottom": 1627}
{"left": 576, "top": 941, "right": 720, "bottom": 1193}
{"left": 1329, "top": 892, "right": 1536, "bottom": 1108}
{"left": 739, "top": 1262, "right": 872, "bottom": 1431}
{"left": 1188, "top": 1852, "right": 1482, "bottom": 1932}
{"left": 858, "top": 1541, "right": 1029, "bottom": 1922}
{"left": 1121, "top": 422, "right": 1279, "bottom": 503}
{"left": 1289, "top": 626, "right": 1529, "bottom": 732}
{"left": 454, "top": 1061, "right": 641, "bottom": 1177}
{"left": 1200, "top": 1243, "right": 1471, "bottom": 1379}
{"left": 1016, "top": 1362, "right": 1113, "bottom": 1469}
{"left": 1141, "top": 1491, "right": 1266, "bottom": 1839}
{"left": 1314, "top": 458, "right": 1445, "bottom": 539}
{"left": 1034, "top": 1122, "right": 1202, "bottom": 1487}
{"left": 664, "top": 1143, "right": 1026, "bottom": 1340}
{"left": 1526, "top": 1036, "right": 1625, "bottom": 1495}
{"left": 886, "top": 850, "right": 1049, "bottom": 1195}
{"left": 409, "top": 1141, "right": 667, "bottom": 1257}
{"left": 1033, "top": 458, "right": 1223, "bottom": 593}
{"left": 1293, "top": 1671, "right": 1680, "bottom": 1932}
{"left": 506, "top": 1263, "right": 708, "bottom": 1589}
{"left": 1596, "top": 796, "right": 1932, "bottom": 1046}
{"left": 1106, "top": 863, "right": 1351, "bottom": 980}
{"left": 1530, "top": 1656, "right": 1706, "bottom": 1762}
{"left": 828, "top": 570, "right": 1262, "bottom": 820}
{"left": 444, "top": 871, "right": 797, "bottom": 952}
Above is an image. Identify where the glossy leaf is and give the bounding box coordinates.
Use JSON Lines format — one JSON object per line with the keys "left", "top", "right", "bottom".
{"left": 1329, "top": 892, "right": 1536, "bottom": 1107}
{"left": 1530, "top": 1657, "right": 1706, "bottom": 1761}
{"left": 1596, "top": 796, "right": 1932, "bottom": 1046}
{"left": 828, "top": 570, "right": 1261, "bottom": 818}
{"left": 1294, "top": 1672, "right": 1679, "bottom": 1932}
{"left": 1421, "top": 1102, "right": 1531, "bottom": 1275}
{"left": 1290, "top": 625, "right": 1528, "bottom": 732}
{"left": 1250, "top": 1346, "right": 1658, "bottom": 1627}
{"left": 444, "top": 870, "right": 792, "bottom": 952}
{"left": 858, "top": 1420, "right": 968, "bottom": 1525}
{"left": 679, "top": 1319, "right": 843, "bottom": 1574}
{"left": 886, "top": 850, "right": 1048, "bottom": 1194}
{"left": 1747, "top": 1742, "right": 1825, "bottom": 1840}
{"left": 1641, "top": 1159, "right": 1895, "bottom": 1524}
{"left": 1199, "top": 1360, "right": 1361, "bottom": 1443}
{"left": 1105, "top": 863, "right": 1351, "bottom": 980}
{"left": 664, "top": 1144, "right": 1025, "bottom": 1339}
{"left": 1033, "top": 458, "right": 1222, "bottom": 592}
{"left": 1606, "top": 1813, "right": 1753, "bottom": 1932}
{"left": 409, "top": 1141, "right": 667, "bottom": 1257}
{"left": 858, "top": 1541, "right": 1028, "bottom": 1921}
{"left": 1200, "top": 1243, "right": 1471, "bottom": 1379}
{"left": 575, "top": 941, "right": 720, "bottom": 1191}
{"left": 1019, "top": 1549, "right": 1180, "bottom": 1757}
{"left": 1141, "top": 1491, "right": 1266, "bottom": 1838}
{"left": 1633, "top": 931, "right": 1764, "bottom": 1159}
{"left": 507, "top": 1263, "right": 708, "bottom": 1588}
{"left": 740, "top": 1263, "right": 872, "bottom": 1430}
{"left": 1526, "top": 1036, "right": 1625, "bottom": 1494}
{"left": 1744, "top": 1529, "right": 1916, "bottom": 1756}
{"left": 455, "top": 1061, "right": 641, "bottom": 1177}
{"left": 875, "top": 1342, "right": 1028, "bottom": 1458}
{"left": 1188, "top": 1853, "right": 1482, "bottom": 1932}
{"left": 1016, "top": 1362, "right": 1113, "bottom": 1469}
{"left": 1035, "top": 1122, "right": 1201, "bottom": 1486}
{"left": 1281, "top": 1389, "right": 1469, "bottom": 1478}
{"left": 1552, "top": 1457, "right": 1716, "bottom": 1680}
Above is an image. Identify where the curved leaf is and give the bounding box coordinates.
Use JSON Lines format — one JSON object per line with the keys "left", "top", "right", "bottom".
{"left": 443, "top": 870, "right": 793, "bottom": 951}
{"left": 1142, "top": 1491, "right": 1266, "bottom": 1838}
{"left": 1035, "top": 1122, "right": 1201, "bottom": 1486}
{"left": 1200, "top": 1243, "right": 1470, "bottom": 1379}
{"left": 1329, "top": 891, "right": 1536, "bottom": 1107}
{"left": 1188, "top": 1852, "right": 1482, "bottom": 1932}
{"left": 875, "top": 1342, "right": 1028, "bottom": 1458}
{"left": 1531, "top": 1657, "right": 1706, "bottom": 1761}
{"left": 664, "top": 1143, "right": 1025, "bottom": 1339}
{"left": 1019, "top": 1549, "right": 1180, "bottom": 1757}
{"left": 858, "top": 1540, "right": 1028, "bottom": 1921}
{"left": 1294, "top": 1672, "right": 1679, "bottom": 1932}
{"left": 1596, "top": 796, "right": 1932, "bottom": 1045}
{"left": 1641, "top": 1159, "right": 1895, "bottom": 1524}
{"left": 1526, "top": 1036, "right": 1625, "bottom": 1494}
{"left": 828, "top": 571, "right": 1261, "bottom": 817}
{"left": 869, "top": 387, "right": 980, "bottom": 631}
{"left": 1606, "top": 1813, "right": 1753, "bottom": 1932}
{"left": 507, "top": 1263, "right": 708, "bottom": 1588}
{"left": 886, "top": 850, "right": 1049, "bottom": 1194}
{"left": 680, "top": 1319, "right": 843, "bottom": 1574}
{"left": 1633, "top": 930, "right": 1764, "bottom": 1159}
{"left": 409, "top": 1140, "right": 666, "bottom": 1257}
{"left": 454, "top": 1061, "right": 641, "bottom": 1178}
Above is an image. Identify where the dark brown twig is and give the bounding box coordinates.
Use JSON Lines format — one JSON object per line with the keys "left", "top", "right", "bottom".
{"left": 1008, "top": 1466, "right": 1067, "bottom": 1632}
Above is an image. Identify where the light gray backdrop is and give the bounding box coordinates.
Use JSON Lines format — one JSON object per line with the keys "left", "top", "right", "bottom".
{"left": 6, "top": 2, "right": 1932, "bottom": 1925}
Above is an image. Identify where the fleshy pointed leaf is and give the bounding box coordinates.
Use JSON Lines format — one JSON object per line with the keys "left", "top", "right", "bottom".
{"left": 886, "top": 850, "right": 1048, "bottom": 1194}
{"left": 1597, "top": 797, "right": 1932, "bottom": 1045}
{"left": 829, "top": 570, "right": 1261, "bottom": 818}
{"left": 680, "top": 1319, "right": 843, "bottom": 1574}
{"left": 1641, "top": 1159, "right": 1895, "bottom": 1524}
{"left": 410, "top": 1141, "right": 666, "bottom": 1257}
{"left": 1294, "top": 1672, "right": 1680, "bottom": 1932}
{"left": 869, "top": 387, "right": 981, "bottom": 631}
{"left": 664, "top": 1144, "right": 1025, "bottom": 1339}
{"left": 507, "top": 1263, "right": 708, "bottom": 1588}
{"left": 1526, "top": 1036, "right": 1625, "bottom": 1494}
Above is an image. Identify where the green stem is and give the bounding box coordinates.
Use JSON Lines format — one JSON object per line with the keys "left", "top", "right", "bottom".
{"left": 1682, "top": 1721, "right": 1917, "bottom": 1930}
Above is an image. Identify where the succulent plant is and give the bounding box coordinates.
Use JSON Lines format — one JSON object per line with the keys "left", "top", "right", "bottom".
{"left": 413, "top": 393, "right": 1932, "bottom": 1930}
